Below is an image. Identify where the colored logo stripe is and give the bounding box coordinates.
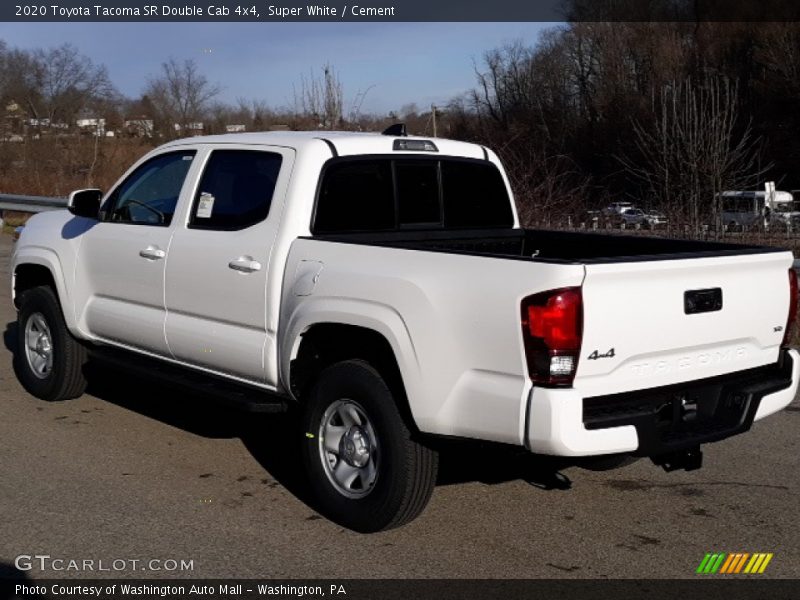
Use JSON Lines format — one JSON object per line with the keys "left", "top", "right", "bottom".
{"left": 744, "top": 553, "right": 774, "bottom": 574}
{"left": 720, "top": 553, "right": 749, "bottom": 573}
{"left": 697, "top": 553, "right": 726, "bottom": 573}
{"left": 697, "top": 553, "right": 773, "bottom": 574}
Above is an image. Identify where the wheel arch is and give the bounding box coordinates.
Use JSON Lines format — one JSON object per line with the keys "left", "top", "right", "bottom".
{"left": 13, "top": 252, "right": 78, "bottom": 334}
{"left": 282, "top": 311, "right": 422, "bottom": 432}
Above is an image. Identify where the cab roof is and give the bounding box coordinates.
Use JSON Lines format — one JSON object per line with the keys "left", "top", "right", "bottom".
{"left": 161, "top": 130, "right": 488, "bottom": 160}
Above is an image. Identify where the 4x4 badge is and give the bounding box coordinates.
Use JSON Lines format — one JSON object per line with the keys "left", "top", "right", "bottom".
{"left": 588, "top": 348, "right": 616, "bottom": 360}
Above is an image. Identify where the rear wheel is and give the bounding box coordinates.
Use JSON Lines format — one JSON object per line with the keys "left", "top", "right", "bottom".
{"left": 16, "top": 286, "right": 87, "bottom": 401}
{"left": 301, "top": 360, "right": 438, "bottom": 532}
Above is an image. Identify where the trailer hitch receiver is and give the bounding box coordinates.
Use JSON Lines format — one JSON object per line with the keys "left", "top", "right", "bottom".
{"left": 652, "top": 447, "right": 703, "bottom": 472}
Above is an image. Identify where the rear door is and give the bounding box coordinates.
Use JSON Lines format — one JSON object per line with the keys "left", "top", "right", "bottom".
{"left": 164, "top": 146, "right": 294, "bottom": 384}
{"left": 575, "top": 251, "right": 794, "bottom": 397}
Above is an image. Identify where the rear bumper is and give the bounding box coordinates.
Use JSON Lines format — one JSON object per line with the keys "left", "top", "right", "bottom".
{"left": 526, "top": 348, "right": 798, "bottom": 457}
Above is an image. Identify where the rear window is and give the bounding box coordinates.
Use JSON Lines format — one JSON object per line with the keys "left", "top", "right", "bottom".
{"left": 313, "top": 161, "right": 394, "bottom": 233}
{"left": 441, "top": 161, "right": 513, "bottom": 228}
{"left": 313, "top": 158, "right": 513, "bottom": 234}
{"left": 396, "top": 161, "right": 442, "bottom": 226}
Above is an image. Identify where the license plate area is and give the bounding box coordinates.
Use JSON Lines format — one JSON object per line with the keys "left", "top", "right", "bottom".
{"left": 582, "top": 358, "right": 792, "bottom": 455}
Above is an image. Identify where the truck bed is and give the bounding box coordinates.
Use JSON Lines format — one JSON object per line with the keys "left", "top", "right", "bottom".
{"left": 314, "top": 228, "right": 783, "bottom": 263}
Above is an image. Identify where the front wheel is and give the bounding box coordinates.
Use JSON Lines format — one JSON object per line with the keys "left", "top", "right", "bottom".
{"left": 301, "top": 360, "right": 438, "bottom": 532}
{"left": 16, "top": 286, "right": 87, "bottom": 401}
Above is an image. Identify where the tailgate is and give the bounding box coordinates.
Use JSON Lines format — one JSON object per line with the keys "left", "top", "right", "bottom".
{"left": 574, "top": 251, "right": 794, "bottom": 397}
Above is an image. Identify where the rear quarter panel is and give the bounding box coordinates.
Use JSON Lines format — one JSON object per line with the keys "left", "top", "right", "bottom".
{"left": 280, "top": 239, "right": 585, "bottom": 445}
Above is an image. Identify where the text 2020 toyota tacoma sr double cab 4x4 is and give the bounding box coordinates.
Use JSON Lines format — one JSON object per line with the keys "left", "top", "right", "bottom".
{"left": 11, "top": 129, "right": 799, "bottom": 531}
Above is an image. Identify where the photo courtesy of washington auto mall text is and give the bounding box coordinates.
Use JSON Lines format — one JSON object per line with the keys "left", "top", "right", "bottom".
{"left": 1, "top": 0, "right": 800, "bottom": 599}
{"left": 14, "top": 583, "right": 347, "bottom": 597}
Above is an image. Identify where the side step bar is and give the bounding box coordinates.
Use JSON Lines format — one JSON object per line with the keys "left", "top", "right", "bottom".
{"left": 87, "top": 347, "right": 289, "bottom": 414}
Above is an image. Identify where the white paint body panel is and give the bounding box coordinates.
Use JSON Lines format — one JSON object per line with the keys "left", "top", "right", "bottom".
{"left": 11, "top": 210, "right": 87, "bottom": 334}
{"left": 163, "top": 145, "right": 296, "bottom": 383}
{"left": 71, "top": 143, "right": 205, "bottom": 355}
{"left": 754, "top": 349, "right": 800, "bottom": 420}
{"left": 279, "top": 239, "right": 584, "bottom": 445}
{"left": 10, "top": 131, "right": 798, "bottom": 458}
{"left": 528, "top": 349, "right": 800, "bottom": 457}
{"left": 576, "top": 252, "right": 793, "bottom": 397}
{"left": 75, "top": 223, "right": 174, "bottom": 354}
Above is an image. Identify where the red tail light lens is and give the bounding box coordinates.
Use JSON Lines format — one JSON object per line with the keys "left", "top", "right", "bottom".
{"left": 521, "top": 287, "right": 583, "bottom": 386}
{"left": 783, "top": 268, "right": 798, "bottom": 347}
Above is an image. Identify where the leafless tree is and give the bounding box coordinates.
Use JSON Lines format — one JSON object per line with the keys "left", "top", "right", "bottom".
{"left": 249, "top": 99, "right": 274, "bottom": 130}
{"left": 35, "top": 44, "right": 115, "bottom": 123}
{"left": 757, "top": 23, "right": 800, "bottom": 96}
{"left": 145, "top": 58, "right": 221, "bottom": 136}
{"left": 347, "top": 85, "right": 374, "bottom": 127}
{"left": 294, "top": 64, "right": 343, "bottom": 129}
{"left": 502, "top": 145, "right": 590, "bottom": 226}
{"left": 619, "top": 76, "right": 768, "bottom": 232}
{"left": 471, "top": 42, "right": 541, "bottom": 130}
{"left": 0, "top": 43, "right": 113, "bottom": 124}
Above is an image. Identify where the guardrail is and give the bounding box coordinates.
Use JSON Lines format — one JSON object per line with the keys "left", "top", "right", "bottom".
{"left": 0, "top": 193, "right": 67, "bottom": 214}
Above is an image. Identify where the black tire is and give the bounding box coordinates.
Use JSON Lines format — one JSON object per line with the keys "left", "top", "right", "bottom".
{"left": 16, "top": 286, "right": 87, "bottom": 401}
{"left": 301, "top": 359, "right": 438, "bottom": 532}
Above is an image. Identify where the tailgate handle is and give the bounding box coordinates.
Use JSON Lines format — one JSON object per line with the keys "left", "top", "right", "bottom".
{"left": 684, "top": 288, "right": 722, "bottom": 314}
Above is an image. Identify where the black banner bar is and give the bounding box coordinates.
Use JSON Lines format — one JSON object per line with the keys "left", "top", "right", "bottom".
{"left": 2, "top": 579, "right": 800, "bottom": 600}
{"left": 5, "top": 0, "right": 800, "bottom": 22}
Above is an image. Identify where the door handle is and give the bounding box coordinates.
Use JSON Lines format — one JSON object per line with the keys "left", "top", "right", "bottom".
{"left": 228, "top": 256, "right": 262, "bottom": 273}
{"left": 139, "top": 246, "right": 166, "bottom": 260}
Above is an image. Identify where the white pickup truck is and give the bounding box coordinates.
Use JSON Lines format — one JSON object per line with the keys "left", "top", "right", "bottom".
{"left": 11, "top": 129, "right": 799, "bottom": 532}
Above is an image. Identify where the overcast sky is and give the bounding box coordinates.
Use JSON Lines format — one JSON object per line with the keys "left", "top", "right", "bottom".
{"left": 0, "top": 22, "right": 553, "bottom": 114}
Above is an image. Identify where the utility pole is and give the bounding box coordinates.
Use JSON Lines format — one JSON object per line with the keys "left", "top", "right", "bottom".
{"left": 431, "top": 104, "right": 437, "bottom": 137}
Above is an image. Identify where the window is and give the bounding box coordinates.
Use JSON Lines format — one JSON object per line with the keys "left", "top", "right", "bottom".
{"left": 190, "top": 150, "right": 282, "bottom": 230}
{"left": 722, "top": 196, "right": 757, "bottom": 214}
{"left": 314, "top": 161, "right": 394, "bottom": 233}
{"left": 313, "top": 157, "right": 514, "bottom": 234}
{"left": 441, "top": 161, "right": 513, "bottom": 228}
{"left": 396, "top": 161, "right": 441, "bottom": 226}
{"left": 104, "top": 151, "right": 195, "bottom": 226}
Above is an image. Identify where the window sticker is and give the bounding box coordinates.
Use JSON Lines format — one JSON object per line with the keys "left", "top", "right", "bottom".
{"left": 196, "top": 192, "right": 215, "bottom": 218}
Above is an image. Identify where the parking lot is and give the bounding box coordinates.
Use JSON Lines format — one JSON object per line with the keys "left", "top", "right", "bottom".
{"left": 0, "top": 231, "right": 798, "bottom": 580}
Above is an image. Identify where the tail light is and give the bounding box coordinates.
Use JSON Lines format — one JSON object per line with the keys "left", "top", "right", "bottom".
{"left": 521, "top": 287, "right": 583, "bottom": 386}
{"left": 783, "top": 268, "right": 798, "bottom": 347}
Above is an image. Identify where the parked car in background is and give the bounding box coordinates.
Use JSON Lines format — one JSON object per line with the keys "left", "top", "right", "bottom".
{"left": 644, "top": 210, "right": 668, "bottom": 229}
{"left": 619, "top": 207, "right": 646, "bottom": 226}
{"left": 602, "top": 201, "right": 633, "bottom": 217}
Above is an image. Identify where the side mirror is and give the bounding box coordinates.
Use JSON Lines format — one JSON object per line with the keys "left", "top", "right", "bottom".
{"left": 67, "top": 189, "right": 102, "bottom": 219}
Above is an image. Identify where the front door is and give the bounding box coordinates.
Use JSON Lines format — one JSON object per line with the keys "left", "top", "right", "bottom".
{"left": 73, "top": 149, "right": 197, "bottom": 356}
